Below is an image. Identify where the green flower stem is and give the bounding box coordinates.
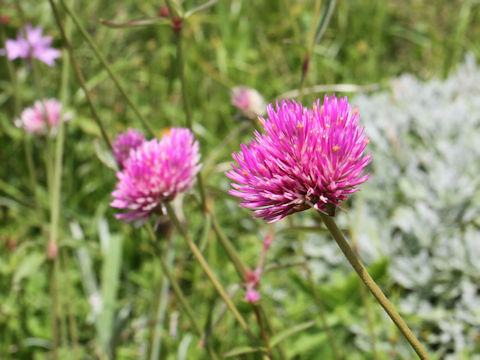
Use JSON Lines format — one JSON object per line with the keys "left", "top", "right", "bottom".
{"left": 0, "top": 22, "right": 20, "bottom": 114}
{"left": 145, "top": 224, "right": 219, "bottom": 360}
{"left": 48, "top": 0, "right": 113, "bottom": 153}
{"left": 60, "top": 249, "right": 79, "bottom": 360}
{"left": 164, "top": 202, "right": 255, "bottom": 340}
{"left": 253, "top": 306, "right": 273, "bottom": 359}
{"left": 302, "top": 251, "right": 342, "bottom": 360}
{"left": 58, "top": 0, "right": 155, "bottom": 137}
{"left": 210, "top": 213, "right": 288, "bottom": 360}
{"left": 318, "top": 212, "right": 430, "bottom": 360}
{"left": 348, "top": 206, "right": 379, "bottom": 360}
{"left": 168, "top": 14, "right": 207, "bottom": 210}
{"left": 50, "top": 258, "right": 59, "bottom": 360}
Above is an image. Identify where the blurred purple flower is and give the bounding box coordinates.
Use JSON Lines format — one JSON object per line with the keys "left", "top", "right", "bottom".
{"left": 112, "top": 129, "right": 146, "bottom": 168}
{"left": 245, "top": 289, "right": 261, "bottom": 303}
{"left": 231, "top": 86, "right": 266, "bottom": 119}
{"left": 111, "top": 128, "right": 201, "bottom": 224}
{"left": 226, "top": 95, "right": 371, "bottom": 223}
{"left": 0, "top": 24, "right": 61, "bottom": 66}
{"left": 16, "top": 99, "right": 71, "bottom": 135}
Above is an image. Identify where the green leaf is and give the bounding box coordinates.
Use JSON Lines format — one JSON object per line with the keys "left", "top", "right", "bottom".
{"left": 270, "top": 320, "right": 317, "bottom": 348}
{"left": 94, "top": 140, "right": 118, "bottom": 171}
{"left": 13, "top": 252, "right": 45, "bottom": 288}
{"left": 99, "top": 219, "right": 123, "bottom": 354}
{"left": 223, "top": 346, "right": 266, "bottom": 358}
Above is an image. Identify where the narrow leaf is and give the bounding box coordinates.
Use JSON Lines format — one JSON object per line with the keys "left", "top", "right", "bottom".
{"left": 223, "top": 346, "right": 266, "bottom": 358}
{"left": 270, "top": 320, "right": 317, "bottom": 348}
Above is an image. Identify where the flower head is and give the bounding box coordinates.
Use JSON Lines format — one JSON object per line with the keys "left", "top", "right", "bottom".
{"left": 16, "top": 99, "right": 71, "bottom": 135}
{"left": 110, "top": 128, "right": 201, "bottom": 224}
{"left": 245, "top": 289, "right": 261, "bottom": 303}
{"left": 231, "top": 86, "right": 266, "bottom": 119}
{"left": 113, "top": 129, "right": 146, "bottom": 168}
{"left": 1, "top": 24, "right": 61, "bottom": 66}
{"left": 226, "top": 95, "right": 371, "bottom": 223}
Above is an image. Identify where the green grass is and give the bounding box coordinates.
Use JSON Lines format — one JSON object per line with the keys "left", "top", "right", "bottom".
{"left": 0, "top": 0, "right": 479, "bottom": 359}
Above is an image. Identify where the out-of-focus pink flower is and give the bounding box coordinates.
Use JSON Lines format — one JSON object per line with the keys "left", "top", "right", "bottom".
{"left": 231, "top": 86, "right": 266, "bottom": 119}
{"left": 226, "top": 95, "right": 371, "bottom": 223}
{"left": 112, "top": 129, "right": 146, "bottom": 168}
{"left": 245, "top": 289, "right": 261, "bottom": 303}
{"left": 110, "top": 128, "right": 201, "bottom": 224}
{"left": 16, "top": 99, "right": 71, "bottom": 135}
{"left": 0, "top": 24, "right": 61, "bottom": 66}
{"left": 47, "top": 239, "right": 58, "bottom": 260}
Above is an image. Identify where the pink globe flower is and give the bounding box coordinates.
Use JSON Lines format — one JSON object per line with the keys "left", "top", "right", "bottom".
{"left": 16, "top": 99, "right": 71, "bottom": 135}
{"left": 226, "top": 95, "right": 371, "bottom": 223}
{"left": 111, "top": 128, "right": 201, "bottom": 224}
{"left": 0, "top": 24, "right": 61, "bottom": 66}
{"left": 231, "top": 86, "right": 266, "bottom": 119}
{"left": 112, "top": 129, "right": 146, "bottom": 168}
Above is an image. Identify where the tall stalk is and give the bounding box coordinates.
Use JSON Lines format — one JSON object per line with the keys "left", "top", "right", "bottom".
{"left": 164, "top": 202, "right": 255, "bottom": 341}
{"left": 48, "top": 0, "right": 113, "bottom": 152}
{"left": 58, "top": 0, "right": 155, "bottom": 137}
{"left": 145, "top": 224, "right": 219, "bottom": 360}
{"left": 318, "top": 212, "right": 430, "bottom": 360}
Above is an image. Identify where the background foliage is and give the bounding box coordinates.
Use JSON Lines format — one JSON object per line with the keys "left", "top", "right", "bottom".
{"left": 1, "top": 0, "right": 480, "bottom": 359}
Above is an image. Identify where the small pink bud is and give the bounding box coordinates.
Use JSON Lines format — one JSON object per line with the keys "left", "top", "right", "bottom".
{"left": 157, "top": 6, "right": 170, "bottom": 18}
{"left": 263, "top": 234, "right": 274, "bottom": 250}
{"left": 245, "top": 289, "right": 261, "bottom": 303}
{"left": 172, "top": 18, "right": 182, "bottom": 33}
{"left": 1, "top": 15, "right": 10, "bottom": 25}
{"left": 231, "top": 86, "right": 266, "bottom": 119}
{"left": 47, "top": 239, "right": 58, "bottom": 260}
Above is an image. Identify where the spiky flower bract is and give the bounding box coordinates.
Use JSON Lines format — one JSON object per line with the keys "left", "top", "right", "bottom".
{"left": 110, "top": 128, "right": 201, "bottom": 224}
{"left": 226, "top": 95, "right": 371, "bottom": 223}
{"left": 112, "top": 129, "right": 146, "bottom": 168}
{"left": 0, "top": 24, "right": 61, "bottom": 66}
{"left": 16, "top": 99, "right": 71, "bottom": 135}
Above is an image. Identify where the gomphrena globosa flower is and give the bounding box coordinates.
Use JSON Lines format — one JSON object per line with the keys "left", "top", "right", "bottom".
{"left": 112, "top": 129, "right": 146, "bottom": 168}
{"left": 16, "top": 99, "right": 71, "bottom": 135}
{"left": 111, "top": 128, "right": 201, "bottom": 224}
{"left": 226, "top": 95, "right": 371, "bottom": 223}
{"left": 0, "top": 24, "right": 61, "bottom": 66}
{"left": 231, "top": 86, "right": 266, "bottom": 119}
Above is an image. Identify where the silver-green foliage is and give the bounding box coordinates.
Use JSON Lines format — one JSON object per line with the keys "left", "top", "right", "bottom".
{"left": 352, "top": 55, "right": 480, "bottom": 358}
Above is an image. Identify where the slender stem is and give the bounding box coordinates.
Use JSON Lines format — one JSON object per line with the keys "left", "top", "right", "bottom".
{"left": 58, "top": 0, "right": 154, "bottom": 137}
{"left": 253, "top": 306, "right": 272, "bottom": 359}
{"left": 149, "top": 233, "right": 174, "bottom": 360}
{"left": 145, "top": 224, "right": 219, "bottom": 360}
{"left": 295, "top": 224, "right": 341, "bottom": 360}
{"left": 164, "top": 202, "right": 254, "bottom": 339}
{"left": 61, "top": 249, "right": 79, "bottom": 360}
{"left": 0, "top": 22, "right": 20, "bottom": 114}
{"left": 171, "top": 23, "right": 207, "bottom": 210}
{"left": 306, "top": 265, "right": 342, "bottom": 359}
{"left": 23, "top": 136, "right": 40, "bottom": 208}
{"left": 210, "top": 212, "right": 288, "bottom": 360}
{"left": 348, "top": 208, "right": 379, "bottom": 360}
{"left": 298, "top": 0, "right": 323, "bottom": 100}
{"left": 50, "top": 259, "right": 59, "bottom": 360}
{"left": 48, "top": 0, "right": 113, "bottom": 152}
{"left": 318, "top": 213, "right": 430, "bottom": 360}
{"left": 175, "top": 33, "right": 192, "bottom": 130}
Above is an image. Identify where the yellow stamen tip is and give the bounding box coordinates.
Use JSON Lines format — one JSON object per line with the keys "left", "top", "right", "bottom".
{"left": 332, "top": 145, "right": 340, "bottom": 152}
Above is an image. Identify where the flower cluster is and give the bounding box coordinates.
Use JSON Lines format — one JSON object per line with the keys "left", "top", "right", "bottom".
{"left": 111, "top": 128, "right": 201, "bottom": 224}
{"left": 16, "top": 99, "right": 71, "bottom": 135}
{"left": 112, "top": 129, "right": 146, "bottom": 168}
{"left": 1, "top": 24, "right": 61, "bottom": 66}
{"left": 227, "top": 95, "right": 371, "bottom": 223}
